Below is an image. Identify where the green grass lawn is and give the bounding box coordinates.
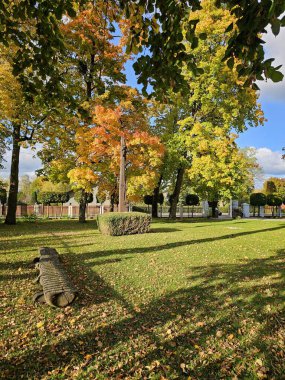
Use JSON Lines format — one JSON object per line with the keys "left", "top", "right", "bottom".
{"left": 0, "top": 218, "right": 284, "bottom": 379}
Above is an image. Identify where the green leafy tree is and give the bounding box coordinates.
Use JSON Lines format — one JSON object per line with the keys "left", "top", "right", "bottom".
{"left": 250, "top": 193, "right": 267, "bottom": 217}
{"left": 155, "top": 1, "right": 264, "bottom": 218}
{"left": 123, "top": 0, "right": 284, "bottom": 95}
{"left": 263, "top": 180, "right": 277, "bottom": 194}
{"left": 31, "top": 191, "right": 38, "bottom": 205}
{"left": 0, "top": 52, "right": 51, "bottom": 224}
{"left": 143, "top": 195, "right": 153, "bottom": 213}
{"left": 37, "top": 192, "right": 55, "bottom": 205}
{"left": 185, "top": 193, "right": 200, "bottom": 217}
{"left": 1, "top": 1, "right": 284, "bottom": 98}
{"left": 0, "top": 1, "right": 77, "bottom": 96}
{"left": 263, "top": 177, "right": 285, "bottom": 199}
{"left": 266, "top": 194, "right": 282, "bottom": 217}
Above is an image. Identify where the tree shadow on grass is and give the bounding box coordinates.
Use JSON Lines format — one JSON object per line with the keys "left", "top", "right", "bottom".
{"left": 75, "top": 224, "right": 285, "bottom": 261}
{"left": 149, "top": 227, "right": 182, "bottom": 233}
{"left": 2, "top": 246, "right": 285, "bottom": 379}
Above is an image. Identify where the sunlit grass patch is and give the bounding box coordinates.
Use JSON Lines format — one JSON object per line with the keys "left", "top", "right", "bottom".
{"left": 0, "top": 218, "right": 284, "bottom": 379}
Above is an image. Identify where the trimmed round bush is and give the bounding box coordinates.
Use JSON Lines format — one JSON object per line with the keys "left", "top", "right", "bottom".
{"left": 249, "top": 193, "right": 266, "bottom": 207}
{"left": 185, "top": 194, "right": 199, "bottom": 206}
{"left": 266, "top": 194, "right": 282, "bottom": 207}
{"left": 97, "top": 212, "right": 151, "bottom": 236}
{"left": 143, "top": 195, "right": 153, "bottom": 205}
{"left": 158, "top": 193, "right": 164, "bottom": 205}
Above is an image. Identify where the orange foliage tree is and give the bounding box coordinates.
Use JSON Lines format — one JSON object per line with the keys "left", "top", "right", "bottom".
{"left": 39, "top": 1, "right": 129, "bottom": 221}
{"left": 75, "top": 87, "right": 164, "bottom": 210}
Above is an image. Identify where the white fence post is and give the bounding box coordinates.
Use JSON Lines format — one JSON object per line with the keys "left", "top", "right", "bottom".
{"left": 179, "top": 204, "right": 183, "bottom": 218}
{"left": 68, "top": 205, "right": 73, "bottom": 218}
{"left": 202, "top": 201, "right": 209, "bottom": 217}
{"left": 242, "top": 203, "right": 250, "bottom": 218}
{"left": 34, "top": 204, "right": 40, "bottom": 215}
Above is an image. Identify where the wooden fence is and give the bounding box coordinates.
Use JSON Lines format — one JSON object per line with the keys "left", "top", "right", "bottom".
{"left": 0, "top": 204, "right": 112, "bottom": 219}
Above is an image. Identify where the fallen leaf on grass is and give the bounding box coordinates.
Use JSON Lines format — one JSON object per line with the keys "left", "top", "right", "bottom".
{"left": 255, "top": 358, "right": 263, "bottom": 366}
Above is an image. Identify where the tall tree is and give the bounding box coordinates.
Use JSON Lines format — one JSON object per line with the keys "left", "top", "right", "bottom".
{"left": 38, "top": 1, "right": 128, "bottom": 222}
{"left": 154, "top": 96, "right": 192, "bottom": 218}
{"left": 263, "top": 177, "right": 285, "bottom": 198}
{"left": 75, "top": 87, "right": 164, "bottom": 207}
{"left": 0, "top": 53, "right": 49, "bottom": 224}
{"left": 188, "top": 137, "right": 259, "bottom": 215}
{"left": 180, "top": 1, "right": 264, "bottom": 212}
{"left": 152, "top": 1, "right": 265, "bottom": 218}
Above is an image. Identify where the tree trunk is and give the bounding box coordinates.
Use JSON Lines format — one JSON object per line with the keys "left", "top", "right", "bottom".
{"left": 118, "top": 135, "right": 127, "bottom": 212}
{"left": 169, "top": 166, "right": 185, "bottom": 219}
{"left": 110, "top": 193, "right": 115, "bottom": 212}
{"left": 5, "top": 124, "right": 21, "bottom": 225}
{"left": 79, "top": 190, "right": 87, "bottom": 223}
{"left": 208, "top": 201, "right": 218, "bottom": 217}
{"left": 152, "top": 175, "right": 163, "bottom": 218}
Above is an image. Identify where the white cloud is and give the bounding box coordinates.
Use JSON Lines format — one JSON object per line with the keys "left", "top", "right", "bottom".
{"left": 258, "top": 27, "right": 285, "bottom": 102}
{"left": 1, "top": 147, "right": 42, "bottom": 179}
{"left": 251, "top": 147, "right": 285, "bottom": 177}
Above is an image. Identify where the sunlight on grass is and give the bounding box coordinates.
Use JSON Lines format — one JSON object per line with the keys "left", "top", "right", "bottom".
{"left": 0, "top": 219, "right": 284, "bottom": 379}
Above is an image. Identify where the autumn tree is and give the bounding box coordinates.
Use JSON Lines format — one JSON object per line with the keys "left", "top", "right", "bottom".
{"left": 38, "top": 1, "right": 128, "bottom": 222}
{"left": 188, "top": 139, "right": 259, "bottom": 216}
{"left": 182, "top": 1, "right": 264, "bottom": 212}
{"left": 263, "top": 177, "right": 285, "bottom": 199}
{"left": 263, "top": 180, "right": 277, "bottom": 195}
{"left": 1, "top": 1, "right": 284, "bottom": 96}
{"left": 0, "top": 51, "right": 51, "bottom": 224}
{"left": 75, "top": 87, "right": 164, "bottom": 209}
{"left": 152, "top": 1, "right": 264, "bottom": 218}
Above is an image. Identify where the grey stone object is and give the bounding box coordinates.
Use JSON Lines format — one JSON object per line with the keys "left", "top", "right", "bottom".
{"left": 33, "top": 247, "right": 77, "bottom": 307}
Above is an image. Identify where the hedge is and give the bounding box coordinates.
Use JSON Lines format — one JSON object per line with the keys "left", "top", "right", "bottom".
{"left": 38, "top": 192, "right": 70, "bottom": 205}
{"left": 97, "top": 212, "right": 151, "bottom": 236}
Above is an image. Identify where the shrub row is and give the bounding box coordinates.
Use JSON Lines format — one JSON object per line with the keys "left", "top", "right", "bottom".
{"left": 37, "top": 192, "right": 70, "bottom": 205}
{"left": 250, "top": 193, "right": 284, "bottom": 207}
{"left": 143, "top": 193, "right": 200, "bottom": 206}
{"left": 97, "top": 212, "right": 151, "bottom": 236}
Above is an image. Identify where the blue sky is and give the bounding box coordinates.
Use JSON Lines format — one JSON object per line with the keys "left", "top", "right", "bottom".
{"left": 122, "top": 31, "right": 285, "bottom": 184}
{"left": 236, "top": 27, "right": 285, "bottom": 182}
{"left": 1, "top": 27, "right": 285, "bottom": 185}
